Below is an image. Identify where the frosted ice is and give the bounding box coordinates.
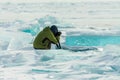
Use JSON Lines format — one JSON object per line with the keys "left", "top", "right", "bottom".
{"left": 0, "top": 1, "right": 120, "bottom": 80}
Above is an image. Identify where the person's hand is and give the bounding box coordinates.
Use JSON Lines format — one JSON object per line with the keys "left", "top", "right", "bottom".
{"left": 56, "top": 32, "right": 62, "bottom": 36}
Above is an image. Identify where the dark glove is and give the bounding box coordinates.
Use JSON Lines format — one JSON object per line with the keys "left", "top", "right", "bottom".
{"left": 55, "top": 32, "right": 62, "bottom": 36}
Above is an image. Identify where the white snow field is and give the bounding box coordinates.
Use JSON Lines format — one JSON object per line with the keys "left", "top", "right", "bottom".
{"left": 0, "top": 1, "right": 120, "bottom": 80}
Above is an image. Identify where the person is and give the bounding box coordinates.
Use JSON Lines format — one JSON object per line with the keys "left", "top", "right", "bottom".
{"left": 33, "top": 25, "right": 61, "bottom": 49}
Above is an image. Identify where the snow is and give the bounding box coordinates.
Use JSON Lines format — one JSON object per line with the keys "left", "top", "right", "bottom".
{"left": 0, "top": 1, "right": 120, "bottom": 80}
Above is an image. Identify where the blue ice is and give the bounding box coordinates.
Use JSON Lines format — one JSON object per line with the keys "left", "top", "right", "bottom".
{"left": 66, "top": 35, "right": 120, "bottom": 46}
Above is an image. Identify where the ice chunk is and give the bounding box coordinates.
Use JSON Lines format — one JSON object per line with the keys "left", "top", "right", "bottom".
{"left": 0, "top": 40, "right": 9, "bottom": 50}
{"left": 103, "top": 45, "right": 120, "bottom": 55}
{"left": 7, "top": 38, "right": 24, "bottom": 50}
{"left": 6, "top": 32, "right": 33, "bottom": 50}
{"left": 38, "top": 15, "right": 59, "bottom": 27}
{"left": 29, "top": 23, "right": 40, "bottom": 36}
{"left": 19, "top": 20, "right": 40, "bottom": 36}
{"left": 0, "top": 53, "right": 25, "bottom": 67}
{"left": 13, "top": 20, "right": 25, "bottom": 27}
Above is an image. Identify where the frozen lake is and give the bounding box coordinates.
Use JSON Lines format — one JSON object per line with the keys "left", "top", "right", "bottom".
{"left": 0, "top": 1, "right": 120, "bottom": 80}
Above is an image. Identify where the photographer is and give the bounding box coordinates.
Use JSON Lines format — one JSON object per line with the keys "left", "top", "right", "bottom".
{"left": 33, "top": 25, "right": 61, "bottom": 49}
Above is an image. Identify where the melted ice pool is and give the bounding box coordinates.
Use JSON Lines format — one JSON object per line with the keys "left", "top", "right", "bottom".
{"left": 65, "top": 35, "right": 120, "bottom": 46}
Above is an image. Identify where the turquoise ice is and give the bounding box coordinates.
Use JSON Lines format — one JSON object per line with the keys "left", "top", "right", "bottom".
{"left": 66, "top": 35, "right": 120, "bottom": 46}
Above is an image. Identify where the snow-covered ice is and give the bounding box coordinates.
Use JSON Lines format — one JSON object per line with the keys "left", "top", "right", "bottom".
{"left": 0, "top": 1, "right": 120, "bottom": 80}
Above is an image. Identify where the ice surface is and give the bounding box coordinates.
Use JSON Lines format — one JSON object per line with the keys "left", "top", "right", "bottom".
{"left": 0, "top": 1, "right": 120, "bottom": 80}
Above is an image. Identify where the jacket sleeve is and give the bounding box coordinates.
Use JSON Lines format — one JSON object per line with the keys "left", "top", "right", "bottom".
{"left": 55, "top": 35, "right": 60, "bottom": 41}
{"left": 46, "top": 30, "right": 58, "bottom": 44}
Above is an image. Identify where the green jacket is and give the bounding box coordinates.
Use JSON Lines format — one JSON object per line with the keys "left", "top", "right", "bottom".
{"left": 33, "top": 27, "right": 59, "bottom": 49}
